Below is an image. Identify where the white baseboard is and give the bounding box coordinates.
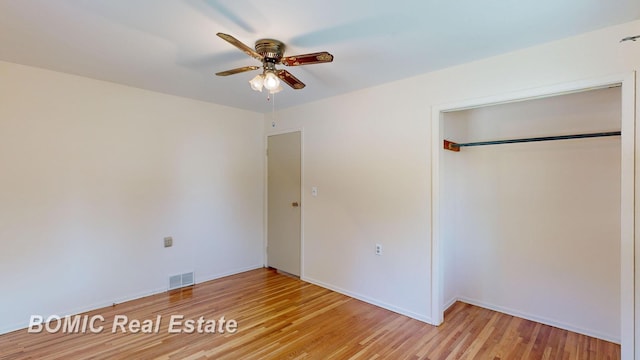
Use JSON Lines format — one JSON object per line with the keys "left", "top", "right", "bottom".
{"left": 0, "top": 264, "right": 265, "bottom": 336}
{"left": 454, "top": 296, "right": 620, "bottom": 344}
{"left": 443, "top": 297, "right": 458, "bottom": 312}
{"left": 302, "top": 276, "right": 431, "bottom": 324}
{"left": 0, "top": 286, "right": 166, "bottom": 335}
{"left": 196, "top": 264, "right": 264, "bottom": 284}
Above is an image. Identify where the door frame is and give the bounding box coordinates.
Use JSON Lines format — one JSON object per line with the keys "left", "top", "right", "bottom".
{"left": 264, "top": 128, "right": 304, "bottom": 277}
{"left": 430, "top": 72, "right": 636, "bottom": 358}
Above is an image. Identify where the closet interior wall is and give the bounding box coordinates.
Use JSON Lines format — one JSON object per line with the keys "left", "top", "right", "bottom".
{"left": 441, "top": 86, "right": 622, "bottom": 342}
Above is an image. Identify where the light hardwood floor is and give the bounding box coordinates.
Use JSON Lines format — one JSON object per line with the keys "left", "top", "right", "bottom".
{"left": 0, "top": 268, "right": 620, "bottom": 359}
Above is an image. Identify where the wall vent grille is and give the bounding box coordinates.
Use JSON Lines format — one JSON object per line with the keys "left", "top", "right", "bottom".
{"left": 168, "top": 272, "right": 195, "bottom": 291}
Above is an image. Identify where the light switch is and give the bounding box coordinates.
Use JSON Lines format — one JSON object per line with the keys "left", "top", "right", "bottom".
{"left": 311, "top": 186, "right": 318, "bottom": 197}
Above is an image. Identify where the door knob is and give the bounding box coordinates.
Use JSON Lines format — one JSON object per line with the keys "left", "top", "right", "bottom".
{"left": 292, "top": 202, "right": 299, "bottom": 207}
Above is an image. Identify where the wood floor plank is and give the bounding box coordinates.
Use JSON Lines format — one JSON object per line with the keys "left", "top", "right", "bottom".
{"left": 0, "top": 268, "right": 620, "bottom": 359}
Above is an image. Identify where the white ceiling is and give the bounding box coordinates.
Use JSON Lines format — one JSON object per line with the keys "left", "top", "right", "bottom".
{"left": 0, "top": 1, "right": 638, "bottom": 113}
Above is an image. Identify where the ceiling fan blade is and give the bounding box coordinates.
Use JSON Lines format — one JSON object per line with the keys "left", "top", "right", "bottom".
{"left": 277, "top": 70, "right": 306, "bottom": 90}
{"left": 281, "top": 52, "right": 334, "bottom": 66}
{"left": 216, "top": 33, "right": 263, "bottom": 61}
{"left": 215, "top": 66, "right": 260, "bottom": 76}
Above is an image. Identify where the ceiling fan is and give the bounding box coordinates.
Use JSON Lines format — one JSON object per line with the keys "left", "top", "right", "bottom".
{"left": 215, "top": 32, "right": 334, "bottom": 92}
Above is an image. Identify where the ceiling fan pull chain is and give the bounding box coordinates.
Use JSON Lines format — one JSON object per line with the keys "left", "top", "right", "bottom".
{"left": 271, "top": 92, "right": 276, "bottom": 128}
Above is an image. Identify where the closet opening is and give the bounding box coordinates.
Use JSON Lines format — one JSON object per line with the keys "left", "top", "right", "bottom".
{"left": 430, "top": 74, "right": 636, "bottom": 357}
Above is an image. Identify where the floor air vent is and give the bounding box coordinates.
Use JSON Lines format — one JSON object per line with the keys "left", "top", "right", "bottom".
{"left": 169, "top": 272, "right": 195, "bottom": 290}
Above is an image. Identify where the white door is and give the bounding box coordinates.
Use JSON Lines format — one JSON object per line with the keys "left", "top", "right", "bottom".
{"left": 267, "top": 131, "right": 301, "bottom": 276}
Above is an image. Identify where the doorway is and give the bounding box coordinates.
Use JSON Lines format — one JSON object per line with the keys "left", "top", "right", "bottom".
{"left": 430, "top": 73, "right": 636, "bottom": 358}
{"left": 267, "top": 131, "right": 302, "bottom": 276}
{"left": 442, "top": 86, "right": 621, "bottom": 341}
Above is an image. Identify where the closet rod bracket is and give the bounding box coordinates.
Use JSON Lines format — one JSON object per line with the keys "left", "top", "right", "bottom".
{"left": 443, "top": 140, "right": 460, "bottom": 152}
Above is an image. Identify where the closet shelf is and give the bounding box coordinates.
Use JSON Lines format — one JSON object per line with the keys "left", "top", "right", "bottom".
{"left": 443, "top": 131, "right": 621, "bottom": 152}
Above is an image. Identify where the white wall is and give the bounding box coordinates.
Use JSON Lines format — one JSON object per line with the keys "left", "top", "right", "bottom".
{"left": 1, "top": 17, "right": 638, "bottom": 347}
{"left": 265, "top": 20, "right": 639, "bottom": 326}
{"left": 0, "top": 61, "right": 265, "bottom": 334}
{"left": 442, "top": 87, "right": 621, "bottom": 341}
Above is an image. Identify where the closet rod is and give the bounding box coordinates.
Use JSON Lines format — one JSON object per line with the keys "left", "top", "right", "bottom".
{"left": 443, "top": 131, "right": 621, "bottom": 152}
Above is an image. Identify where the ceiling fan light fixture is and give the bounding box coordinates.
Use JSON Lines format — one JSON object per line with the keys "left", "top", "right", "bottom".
{"left": 269, "top": 84, "right": 283, "bottom": 94}
{"left": 263, "top": 71, "right": 280, "bottom": 91}
{"left": 249, "top": 74, "right": 264, "bottom": 92}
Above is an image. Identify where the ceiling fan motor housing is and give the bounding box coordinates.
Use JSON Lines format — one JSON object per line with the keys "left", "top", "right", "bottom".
{"left": 255, "top": 39, "right": 285, "bottom": 63}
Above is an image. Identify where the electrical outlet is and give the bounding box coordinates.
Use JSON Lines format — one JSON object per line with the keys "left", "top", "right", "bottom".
{"left": 375, "top": 244, "right": 382, "bottom": 256}
{"left": 164, "top": 236, "right": 173, "bottom": 248}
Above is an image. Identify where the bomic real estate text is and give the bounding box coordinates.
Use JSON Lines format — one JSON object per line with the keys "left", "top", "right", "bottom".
{"left": 27, "top": 314, "right": 238, "bottom": 334}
